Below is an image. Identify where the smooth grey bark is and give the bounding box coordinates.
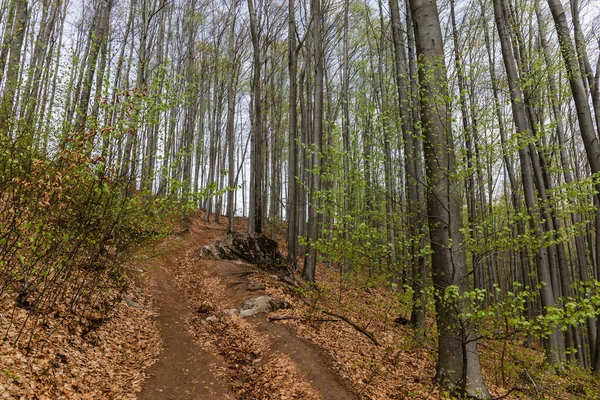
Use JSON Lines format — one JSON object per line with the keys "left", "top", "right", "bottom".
{"left": 226, "top": 0, "right": 237, "bottom": 233}
{"left": 297, "top": 64, "right": 308, "bottom": 247}
{"left": 450, "top": 0, "right": 480, "bottom": 292}
{"left": 141, "top": 0, "right": 167, "bottom": 193}
{"left": 181, "top": 0, "right": 199, "bottom": 200}
{"left": 39, "top": 2, "right": 68, "bottom": 155}
{"left": 0, "top": 0, "right": 27, "bottom": 139}
{"left": 341, "top": 0, "right": 351, "bottom": 274}
{"left": 408, "top": 0, "right": 489, "bottom": 397}
{"left": 286, "top": 0, "right": 299, "bottom": 268}
{"left": 193, "top": 57, "right": 208, "bottom": 201}
{"left": 376, "top": 0, "right": 397, "bottom": 276}
{"left": 0, "top": 0, "right": 17, "bottom": 86}
{"left": 106, "top": 0, "right": 135, "bottom": 173}
{"left": 546, "top": 0, "right": 600, "bottom": 372}
{"left": 247, "top": 0, "right": 263, "bottom": 234}
{"left": 64, "top": 8, "right": 94, "bottom": 137}
{"left": 479, "top": 0, "right": 532, "bottom": 324}
{"left": 390, "top": 0, "right": 425, "bottom": 335}
{"left": 406, "top": 0, "right": 428, "bottom": 334}
{"left": 494, "top": 0, "right": 564, "bottom": 365}
{"left": 21, "top": 0, "right": 59, "bottom": 139}
{"left": 536, "top": 0, "right": 589, "bottom": 292}
{"left": 302, "top": 0, "right": 323, "bottom": 284}
{"left": 74, "top": 0, "right": 112, "bottom": 135}
{"left": 545, "top": 0, "right": 600, "bottom": 176}
{"left": 570, "top": 0, "right": 600, "bottom": 138}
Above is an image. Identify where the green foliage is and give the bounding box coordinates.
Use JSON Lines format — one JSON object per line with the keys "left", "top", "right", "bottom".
{"left": 436, "top": 281, "right": 600, "bottom": 345}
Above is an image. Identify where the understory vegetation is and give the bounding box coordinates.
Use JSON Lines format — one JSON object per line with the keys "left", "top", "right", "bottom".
{"left": 0, "top": 132, "right": 184, "bottom": 349}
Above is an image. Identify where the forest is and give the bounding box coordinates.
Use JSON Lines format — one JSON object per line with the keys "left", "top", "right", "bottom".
{"left": 1, "top": 0, "right": 600, "bottom": 398}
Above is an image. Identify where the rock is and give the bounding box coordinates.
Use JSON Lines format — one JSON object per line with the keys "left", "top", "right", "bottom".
{"left": 199, "top": 233, "right": 289, "bottom": 276}
{"left": 205, "top": 315, "right": 219, "bottom": 323}
{"left": 393, "top": 316, "right": 410, "bottom": 325}
{"left": 197, "top": 302, "right": 215, "bottom": 314}
{"left": 247, "top": 282, "right": 265, "bottom": 291}
{"left": 200, "top": 243, "right": 236, "bottom": 260}
{"left": 222, "top": 308, "right": 238, "bottom": 316}
{"left": 125, "top": 296, "right": 143, "bottom": 309}
{"left": 239, "top": 296, "right": 290, "bottom": 318}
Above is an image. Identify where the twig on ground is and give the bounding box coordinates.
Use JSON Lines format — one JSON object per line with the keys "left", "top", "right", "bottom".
{"left": 268, "top": 315, "right": 301, "bottom": 321}
{"left": 268, "top": 315, "right": 340, "bottom": 322}
{"left": 319, "top": 309, "right": 380, "bottom": 346}
{"left": 491, "top": 386, "right": 526, "bottom": 400}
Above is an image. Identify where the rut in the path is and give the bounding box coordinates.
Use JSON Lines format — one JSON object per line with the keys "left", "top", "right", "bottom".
{"left": 208, "top": 258, "right": 359, "bottom": 400}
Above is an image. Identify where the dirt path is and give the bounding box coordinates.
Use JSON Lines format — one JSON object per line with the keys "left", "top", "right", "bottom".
{"left": 139, "top": 237, "right": 234, "bottom": 400}
{"left": 139, "top": 216, "right": 358, "bottom": 399}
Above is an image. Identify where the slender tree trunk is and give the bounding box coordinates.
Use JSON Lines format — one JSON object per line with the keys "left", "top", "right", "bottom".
{"left": 570, "top": 0, "right": 600, "bottom": 138}
{"left": 0, "top": 0, "right": 18, "bottom": 86}
{"left": 340, "top": 0, "right": 351, "bottom": 274}
{"left": 545, "top": 0, "right": 600, "bottom": 371}
{"left": 287, "top": 0, "right": 299, "bottom": 267}
{"left": 390, "top": 0, "right": 425, "bottom": 334}
{"left": 226, "top": 0, "right": 237, "bottom": 232}
{"left": 494, "top": 0, "right": 564, "bottom": 364}
{"left": 376, "top": 0, "right": 397, "bottom": 278}
{"left": 450, "top": 0, "right": 480, "bottom": 292}
{"left": 74, "top": 0, "right": 112, "bottom": 136}
{"left": 302, "top": 0, "right": 323, "bottom": 283}
{"left": 247, "top": 0, "right": 263, "bottom": 234}
{"left": 0, "top": 0, "right": 28, "bottom": 139}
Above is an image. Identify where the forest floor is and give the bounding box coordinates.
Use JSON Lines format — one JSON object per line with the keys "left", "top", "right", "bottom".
{"left": 3, "top": 211, "right": 598, "bottom": 399}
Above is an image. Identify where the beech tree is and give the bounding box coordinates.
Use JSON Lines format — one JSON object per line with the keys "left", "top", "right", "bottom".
{"left": 302, "top": 0, "right": 324, "bottom": 283}
{"left": 408, "top": 0, "right": 489, "bottom": 396}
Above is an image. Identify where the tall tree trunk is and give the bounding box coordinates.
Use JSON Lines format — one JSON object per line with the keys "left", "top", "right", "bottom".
{"left": 390, "top": 0, "right": 425, "bottom": 335}
{"left": 0, "top": 0, "right": 28, "bottom": 140}
{"left": 0, "top": 0, "right": 18, "bottom": 86}
{"left": 302, "top": 0, "right": 323, "bottom": 283}
{"left": 408, "top": 0, "right": 489, "bottom": 396}
{"left": 545, "top": 0, "right": 600, "bottom": 372}
{"left": 570, "top": 0, "right": 600, "bottom": 138}
{"left": 377, "top": 0, "right": 397, "bottom": 278}
{"left": 450, "top": 0, "right": 479, "bottom": 291}
{"left": 287, "top": 0, "right": 299, "bottom": 267}
{"left": 340, "top": 0, "right": 351, "bottom": 274}
{"left": 247, "top": 0, "right": 263, "bottom": 234}
{"left": 494, "top": 0, "right": 564, "bottom": 364}
{"left": 21, "top": 0, "right": 59, "bottom": 142}
{"left": 74, "top": 0, "right": 112, "bottom": 136}
{"left": 226, "top": 0, "right": 237, "bottom": 233}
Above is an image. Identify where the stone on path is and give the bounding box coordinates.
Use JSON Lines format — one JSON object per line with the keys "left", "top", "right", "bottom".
{"left": 125, "top": 296, "right": 143, "bottom": 309}
{"left": 239, "top": 296, "right": 290, "bottom": 318}
{"left": 247, "top": 282, "right": 266, "bottom": 291}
